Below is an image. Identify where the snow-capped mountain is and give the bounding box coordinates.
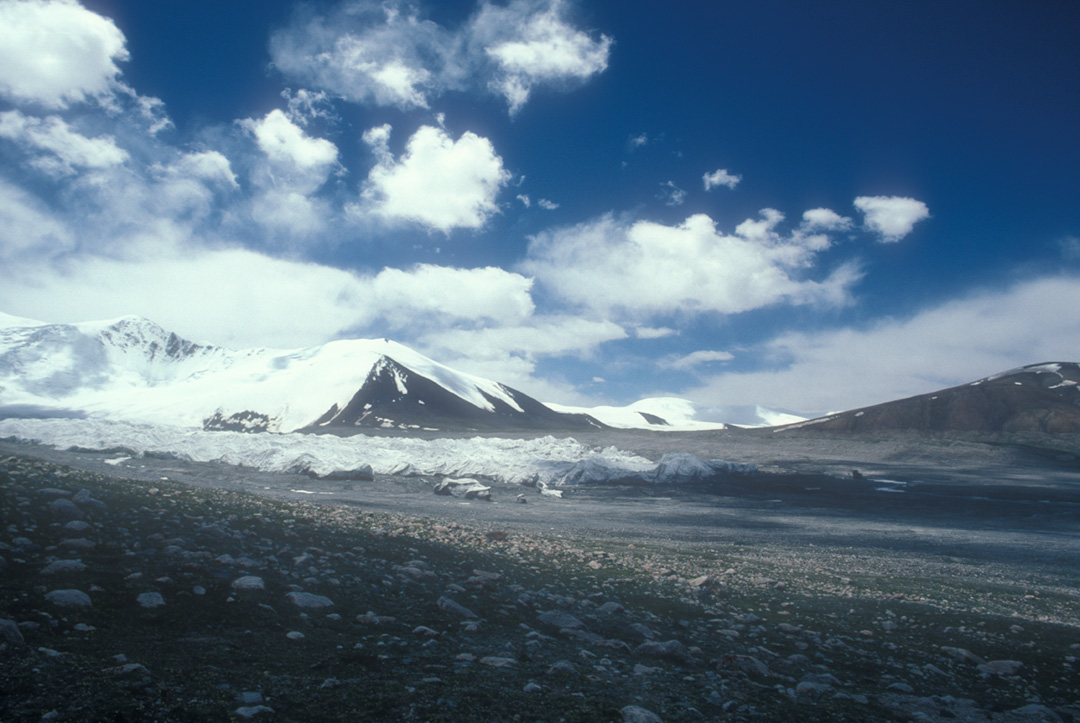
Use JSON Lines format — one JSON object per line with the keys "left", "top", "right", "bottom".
{"left": 0, "top": 313, "right": 602, "bottom": 433}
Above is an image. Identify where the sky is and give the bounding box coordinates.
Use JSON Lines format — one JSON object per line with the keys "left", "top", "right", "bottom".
{"left": 0, "top": 0, "right": 1078, "bottom": 422}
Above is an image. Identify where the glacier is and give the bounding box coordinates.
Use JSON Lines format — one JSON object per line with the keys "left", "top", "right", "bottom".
{"left": 0, "top": 418, "right": 754, "bottom": 490}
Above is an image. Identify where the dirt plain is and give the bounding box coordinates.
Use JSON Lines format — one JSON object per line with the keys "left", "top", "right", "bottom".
{"left": 1, "top": 428, "right": 1079, "bottom": 721}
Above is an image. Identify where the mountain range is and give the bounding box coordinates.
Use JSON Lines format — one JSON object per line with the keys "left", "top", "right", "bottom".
{"left": 3, "top": 312, "right": 1077, "bottom": 435}
{"left": 0, "top": 312, "right": 718, "bottom": 433}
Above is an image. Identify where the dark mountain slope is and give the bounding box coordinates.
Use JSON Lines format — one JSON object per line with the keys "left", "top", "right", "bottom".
{"left": 791, "top": 362, "right": 1080, "bottom": 434}
{"left": 306, "top": 357, "right": 605, "bottom": 432}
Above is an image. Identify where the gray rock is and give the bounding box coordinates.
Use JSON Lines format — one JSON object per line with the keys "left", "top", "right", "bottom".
{"left": 633, "top": 639, "right": 691, "bottom": 663}
{"left": 234, "top": 705, "right": 275, "bottom": 718}
{"left": 796, "top": 681, "right": 833, "bottom": 698}
{"left": 232, "top": 576, "right": 266, "bottom": 591}
{"left": 137, "top": 592, "right": 165, "bottom": 608}
{"left": 437, "top": 596, "right": 478, "bottom": 619}
{"left": 41, "top": 560, "right": 87, "bottom": 575}
{"left": 479, "top": 656, "right": 516, "bottom": 668}
{"left": 45, "top": 589, "right": 92, "bottom": 608}
{"left": 0, "top": 618, "right": 24, "bottom": 644}
{"left": 433, "top": 478, "right": 492, "bottom": 500}
{"left": 719, "top": 654, "right": 769, "bottom": 677}
{"left": 537, "top": 610, "right": 586, "bottom": 630}
{"left": 285, "top": 592, "right": 334, "bottom": 609}
{"left": 941, "top": 646, "right": 985, "bottom": 665}
{"left": 620, "top": 705, "right": 663, "bottom": 723}
{"left": 977, "top": 659, "right": 1023, "bottom": 677}
{"left": 546, "top": 660, "right": 578, "bottom": 676}
{"left": 63, "top": 520, "right": 92, "bottom": 533}
{"left": 48, "top": 498, "right": 83, "bottom": 520}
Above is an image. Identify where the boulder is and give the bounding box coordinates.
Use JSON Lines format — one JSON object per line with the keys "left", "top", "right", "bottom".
{"left": 433, "top": 478, "right": 491, "bottom": 500}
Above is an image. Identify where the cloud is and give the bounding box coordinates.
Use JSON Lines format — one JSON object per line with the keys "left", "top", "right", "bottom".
{"left": 0, "top": 0, "right": 128, "bottom": 109}
{"left": 517, "top": 194, "right": 531, "bottom": 207}
{"left": 371, "top": 264, "right": 535, "bottom": 327}
{"left": 801, "top": 207, "right": 852, "bottom": 231}
{"left": 269, "top": 0, "right": 611, "bottom": 114}
{"left": 634, "top": 326, "right": 678, "bottom": 339}
{"left": 166, "top": 151, "right": 238, "bottom": 189}
{"left": 269, "top": 2, "right": 444, "bottom": 110}
{"left": 359, "top": 124, "right": 510, "bottom": 233}
{"left": 662, "top": 350, "right": 734, "bottom": 371}
{"left": 629, "top": 133, "right": 648, "bottom": 149}
{"left": 427, "top": 315, "right": 625, "bottom": 360}
{"left": 685, "top": 274, "right": 1080, "bottom": 415}
{"left": 240, "top": 109, "right": 338, "bottom": 180}
{"left": 538, "top": 198, "right": 559, "bottom": 210}
{"left": 474, "top": 0, "right": 612, "bottom": 114}
{"left": 0, "top": 110, "right": 128, "bottom": 176}
{"left": 421, "top": 315, "right": 627, "bottom": 402}
{"left": 0, "top": 240, "right": 546, "bottom": 350}
{"left": 854, "top": 195, "right": 930, "bottom": 242}
{"left": 0, "top": 177, "right": 74, "bottom": 261}
{"left": 659, "top": 180, "right": 686, "bottom": 207}
{"left": 521, "top": 212, "right": 862, "bottom": 321}
{"left": 702, "top": 168, "right": 740, "bottom": 191}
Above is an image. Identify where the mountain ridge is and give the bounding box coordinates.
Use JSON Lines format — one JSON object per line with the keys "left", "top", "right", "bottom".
{"left": 783, "top": 362, "right": 1080, "bottom": 434}
{"left": 0, "top": 314, "right": 610, "bottom": 433}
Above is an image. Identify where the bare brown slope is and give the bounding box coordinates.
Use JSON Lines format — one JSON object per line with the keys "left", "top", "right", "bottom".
{"left": 791, "top": 362, "right": 1080, "bottom": 434}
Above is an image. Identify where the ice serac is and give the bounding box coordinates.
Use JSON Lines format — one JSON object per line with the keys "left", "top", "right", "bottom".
{"left": 309, "top": 356, "right": 603, "bottom": 432}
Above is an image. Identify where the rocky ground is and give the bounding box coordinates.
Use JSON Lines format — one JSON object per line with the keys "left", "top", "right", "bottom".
{"left": 2, "top": 441, "right": 1079, "bottom": 722}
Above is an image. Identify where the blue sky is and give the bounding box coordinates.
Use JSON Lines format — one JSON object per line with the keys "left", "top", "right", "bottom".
{"left": 1, "top": 0, "right": 1078, "bottom": 421}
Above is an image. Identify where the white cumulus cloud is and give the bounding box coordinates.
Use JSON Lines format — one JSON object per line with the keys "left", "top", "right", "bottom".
{"left": 474, "top": 0, "right": 612, "bottom": 114}
{"left": 372, "top": 264, "right": 535, "bottom": 327}
{"left": 703, "top": 168, "right": 740, "bottom": 191}
{"left": 269, "top": 0, "right": 611, "bottom": 114}
{"left": 360, "top": 124, "right": 510, "bottom": 233}
{"left": 0, "top": 111, "right": 128, "bottom": 177}
{"left": 240, "top": 109, "right": 339, "bottom": 178}
{"left": 521, "top": 212, "right": 862, "bottom": 320}
{"left": 854, "top": 195, "right": 930, "bottom": 242}
{"left": 0, "top": 0, "right": 128, "bottom": 109}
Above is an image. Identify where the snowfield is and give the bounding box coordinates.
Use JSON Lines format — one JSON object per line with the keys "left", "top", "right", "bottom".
{"left": 0, "top": 418, "right": 755, "bottom": 489}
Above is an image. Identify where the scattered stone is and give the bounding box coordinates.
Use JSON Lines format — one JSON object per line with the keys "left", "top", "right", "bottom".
{"left": 41, "top": 560, "right": 87, "bottom": 575}
{"left": 102, "top": 663, "right": 150, "bottom": 677}
{"left": 285, "top": 592, "right": 334, "bottom": 609}
{"left": 523, "top": 682, "right": 542, "bottom": 693}
{"left": 286, "top": 631, "right": 305, "bottom": 641}
{"left": 0, "top": 618, "right": 24, "bottom": 644}
{"left": 234, "top": 705, "right": 275, "bottom": 718}
{"left": 546, "top": 660, "right": 577, "bottom": 676}
{"left": 433, "top": 478, "right": 492, "bottom": 500}
{"left": 232, "top": 576, "right": 266, "bottom": 591}
{"left": 633, "top": 639, "right": 691, "bottom": 663}
{"left": 45, "top": 589, "right": 92, "bottom": 608}
{"left": 941, "top": 646, "right": 986, "bottom": 665}
{"left": 538, "top": 610, "right": 586, "bottom": 630}
{"left": 137, "top": 592, "right": 165, "bottom": 608}
{"left": 620, "top": 705, "right": 664, "bottom": 723}
{"left": 977, "top": 659, "right": 1023, "bottom": 677}
{"left": 479, "top": 656, "right": 516, "bottom": 668}
{"left": 437, "top": 596, "right": 478, "bottom": 619}
{"left": 48, "top": 498, "right": 83, "bottom": 520}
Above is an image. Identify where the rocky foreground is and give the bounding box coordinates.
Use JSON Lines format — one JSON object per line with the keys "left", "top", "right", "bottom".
{"left": 1, "top": 452, "right": 1078, "bottom": 722}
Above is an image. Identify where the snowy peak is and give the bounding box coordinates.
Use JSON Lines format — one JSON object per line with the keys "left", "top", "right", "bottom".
{"left": 0, "top": 313, "right": 604, "bottom": 433}
{"left": 308, "top": 355, "right": 603, "bottom": 432}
